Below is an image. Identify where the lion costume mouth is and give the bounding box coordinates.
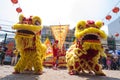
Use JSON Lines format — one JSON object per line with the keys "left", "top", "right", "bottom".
{"left": 81, "top": 33, "right": 102, "bottom": 51}
{"left": 17, "top": 30, "right": 35, "bottom": 35}
{"left": 82, "top": 34, "right": 100, "bottom": 43}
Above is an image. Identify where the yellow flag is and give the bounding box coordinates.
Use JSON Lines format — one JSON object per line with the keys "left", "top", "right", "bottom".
{"left": 44, "top": 37, "right": 53, "bottom": 57}
{"left": 51, "top": 25, "right": 69, "bottom": 49}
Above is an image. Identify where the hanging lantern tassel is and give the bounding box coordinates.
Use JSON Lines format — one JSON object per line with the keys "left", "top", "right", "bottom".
{"left": 105, "top": 15, "right": 112, "bottom": 20}
{"left": 112, "top": 7, "right": 120, "bottom": 13}
{"left": 16, "top": 7, "right": 22, "bottom": 13}
{"left": 11, "top": 0, "right": 18, "bottom": 4}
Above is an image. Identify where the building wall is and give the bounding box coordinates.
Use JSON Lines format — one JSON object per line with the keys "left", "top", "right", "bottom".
{"left": 108, "top": 17, "right": 120, "bottom": 40}
{"left": 108, "top": 17, "right": 120, "bottom": 50}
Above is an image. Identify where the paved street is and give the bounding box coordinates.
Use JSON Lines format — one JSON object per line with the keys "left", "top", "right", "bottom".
{"left": 0, "top": 65, "right": 120, "bottom": 80}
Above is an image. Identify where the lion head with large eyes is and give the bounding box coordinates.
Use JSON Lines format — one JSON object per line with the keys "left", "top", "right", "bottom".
{"left": 75, "top": 20, "right": 107, "bottom": 51}
{"left": 12, "top": 14, "right": 43, "bottom": 50}
{"left": 12, "top": 14, "right": 42, "bottom": 35}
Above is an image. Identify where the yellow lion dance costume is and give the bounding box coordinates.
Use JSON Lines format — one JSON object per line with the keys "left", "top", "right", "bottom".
{"left": 12, "top": 14, "right": 46, "bottom": 75}
{"left": 66, "top": 20, "right": 107, "bottom": 76}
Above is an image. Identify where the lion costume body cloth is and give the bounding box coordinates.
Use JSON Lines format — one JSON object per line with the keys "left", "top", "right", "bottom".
{"left": 12, "top": 14, "right": 46, "bottom": 74}
{"left": 66, "top": 20, "right": 107, "bottom": 76}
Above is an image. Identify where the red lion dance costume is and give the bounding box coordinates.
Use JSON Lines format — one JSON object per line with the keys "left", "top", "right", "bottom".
{"left": 12, "top": 14, "right": 46, "bottom": 75}
{"left": 66, "top": 20, "right": 107, "bottom": 76}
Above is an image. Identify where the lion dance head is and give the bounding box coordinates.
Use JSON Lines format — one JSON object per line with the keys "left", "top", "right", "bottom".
{"left": 75, "top": 20, "right": 107, "bottom": 52}
{"left": 12, "top": 14, "right": 43, "bottom": 50}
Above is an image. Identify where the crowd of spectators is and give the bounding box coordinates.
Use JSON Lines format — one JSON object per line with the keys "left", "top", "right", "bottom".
{"left": 100, "top": 49, "right": 120, "bottom": 70}
{"left": 0, "top": 44, "right": 20, "bottom": 66}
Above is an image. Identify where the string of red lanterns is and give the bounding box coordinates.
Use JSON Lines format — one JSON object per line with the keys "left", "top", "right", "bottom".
{"left": 10, "top": 0, "right": 22, "bottom": 14}
{"left": 11, "top": 0, "right": 120, "bottom": 22}
{"left": 105, "top": 0, "right": 120, "bottom": 21}
{"left": 105, "top": 6, "right": 120, "bottom": 21}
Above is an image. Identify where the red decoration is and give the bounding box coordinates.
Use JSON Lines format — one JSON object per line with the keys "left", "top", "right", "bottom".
{"left": 105, "top": 15, "right": 112, "bottom": 20}
{"left": 11, "top": 0, "right": 18, "bottom": 4}
{"left": 115, "top": 33, "right": 119, "bottom": 37}
{"left": 112, "top": 7, "right": 120, "bottom": 13}
{"left": 16, "top": 7, "right": 22, "bottom": 13}
{"left": 87, "top": 20, "right": 95, "bottom": 24}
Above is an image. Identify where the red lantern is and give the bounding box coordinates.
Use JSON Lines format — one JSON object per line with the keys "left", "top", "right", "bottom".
{"left": 16, "top": 7, "right": 22, "bottom": 13}
{"left": 11, "top": 0, "right": 18, "bottom": 4}
{"left": 115, "top": 33, "right": 119, "bottom": 37}
{"left": 105, "top": 15, "right": 112, "bottom": 20}
{"left": 112, "top": 7, "right": 120, "bottom": 13}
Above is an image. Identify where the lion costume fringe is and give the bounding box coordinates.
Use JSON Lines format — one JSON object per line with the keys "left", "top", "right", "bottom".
{"left": 66, "top": 20, "right": 107, "bottom": 76}
{"left": 12, "top": 14, "right": 46, "bottom": 75}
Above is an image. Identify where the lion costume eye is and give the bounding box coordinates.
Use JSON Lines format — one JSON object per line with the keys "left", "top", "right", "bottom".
{"left": 76, "top": 20, "right": 86, "bottom": 30}
{"left": 78, "top": 25, "right": 84, "bottom": 30}
{"left": 32, "top": 16, "right": 42, "bottom": 26}
{"left": 35, "top": 20, "right": 41, "bottom": 25}
{"left": 95, "top": 21, "right": 104, "bottom": 29}
{"left": 19, "top": 14, "right": 24, "bottom": 24}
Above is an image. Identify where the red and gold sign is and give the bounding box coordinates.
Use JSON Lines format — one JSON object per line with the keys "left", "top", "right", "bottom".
{"left": 44, "top": 37, "right": 53, "bottom": 57}
{"left": 43, "top": 37, "right": 53, "bottom": 66}
{"left": 51, "top": 25, "right": 69, "bottom": 49}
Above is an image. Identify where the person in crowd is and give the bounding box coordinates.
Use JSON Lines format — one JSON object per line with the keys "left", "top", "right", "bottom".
{"left": 52, "top": 40, "right": 59, "bottom": 70}
{"left": 106, "top": 55, "right": 112, "bottom": 70}
{"left": 100, "top": 56, "right": 107, "bottom": 69}
{"left": 0, "top": 46, "right": 5, "bottom": 65}
{"left": 111, "top": 57, "right": 119, "bottom": 70}
{"left": 11, "top": 48, "right": 19, "bottom": 66}
{"left": 101, "top": 49, "right": 108, "bottom": 69}
{"left": 61, "top": 45, "right": 66, "bottom": 55}
{"left": 2, "top": 44, "right": 8, "bottom": 52}
{"left": 5, "top": 47, "right": 13, "bottom": 65}
{"left": 118, "top": 56, "right": 120, "bottom": 70}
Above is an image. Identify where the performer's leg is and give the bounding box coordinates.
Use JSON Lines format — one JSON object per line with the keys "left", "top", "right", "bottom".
{"left": 33, "top": 57, "right": 43, "bottom": 75}
{"left": 11, "top": 57, "right": 15, "bottom": 65}
{"left": 13, "top": 57, "right": 27, "bottom": 74}
{"left": 53, "top": 57, "right": 58, "bottom": 70}
{"left": 92, "top": 63, "right": 106, "bottom": 76}
{"left": 14, "top": 56, "right": 18, "bottom": 65}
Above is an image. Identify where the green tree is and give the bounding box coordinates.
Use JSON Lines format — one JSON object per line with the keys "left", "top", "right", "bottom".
{"left": 107, "top": 36, "right": 116, "bottom": 51}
